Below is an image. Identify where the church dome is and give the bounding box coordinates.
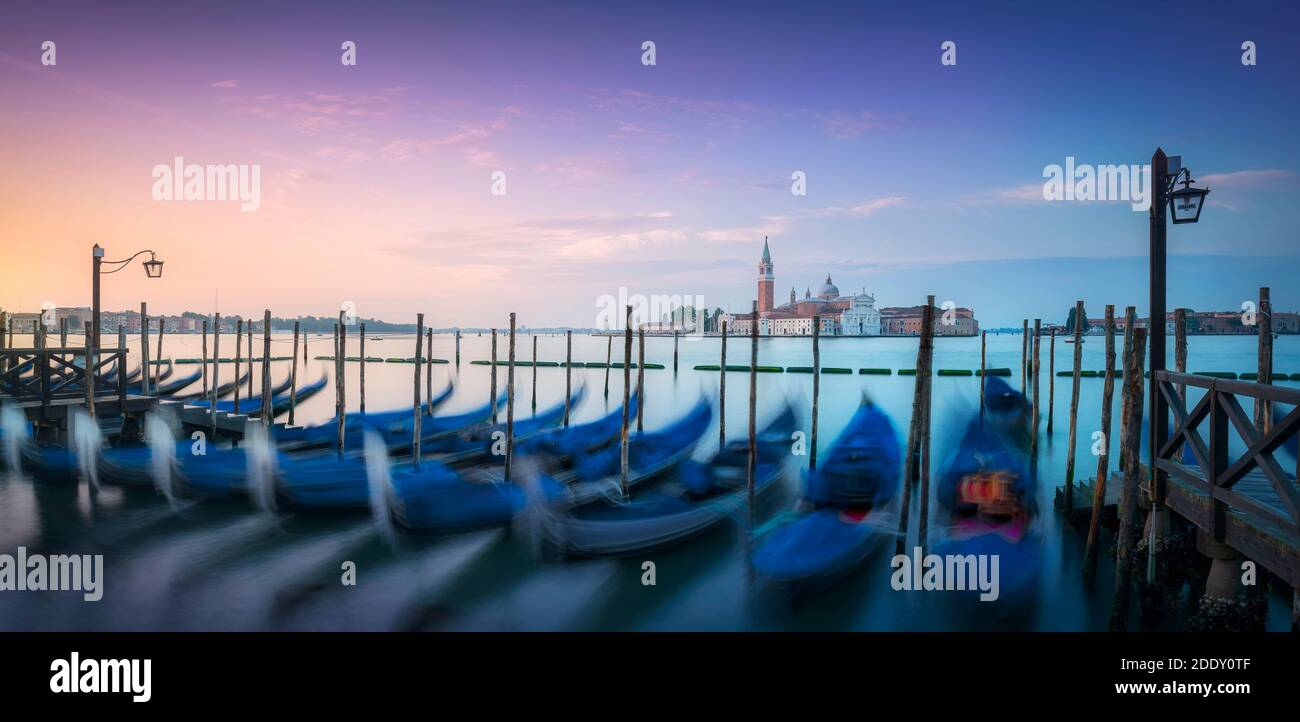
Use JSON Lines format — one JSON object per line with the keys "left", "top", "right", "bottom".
{"left": 818, "top": 275, "right": 840, "bottom": 299}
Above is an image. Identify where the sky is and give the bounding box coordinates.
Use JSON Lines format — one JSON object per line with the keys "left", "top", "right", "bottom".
{"left": 1, "top": 0, "right": 1297, "bottom": 328}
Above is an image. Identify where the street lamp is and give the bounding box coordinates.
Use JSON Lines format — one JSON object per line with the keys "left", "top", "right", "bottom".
{"left": 1147, "top": 148, "right": 1209, "bottom": 584}
{"left": 91, "top": 244, "right": 165, "bottom": 351}
{"left": 1168, "top": 170, "right": 1211, "bottom": 224}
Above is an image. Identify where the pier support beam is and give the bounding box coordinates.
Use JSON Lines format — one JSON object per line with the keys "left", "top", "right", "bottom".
{"left": 1190, "top": 531, "right": 1266, "bottom": 631}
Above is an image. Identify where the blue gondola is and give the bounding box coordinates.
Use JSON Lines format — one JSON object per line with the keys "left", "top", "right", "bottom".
{"left": 544, "top": 395, "right": 714, "bottom": 510}
{"left": 750, "top": 397, "right": 901, "bottom": 585}
{"left": 169, "top": 369, "right": 252, "bottom": 401}
{"left": 273, "top": 379, "right": 457, "bottom": 452}
{"left": 541, "top": 402, "right": 794, "bottom": 557}
{"left": 930, "top": 377, "right": 1042, "bottom": 603}
{"left": 392, "top": 393, "right": 709, "bottom": 533}
{"left": 277, "top": 384, "right": 582, "bottom": 509}
{"left": 154, "top": 368, "right": 204, "bottom": 396}
{"left": 212, "top": 372, "right": 296, "bottom": 414}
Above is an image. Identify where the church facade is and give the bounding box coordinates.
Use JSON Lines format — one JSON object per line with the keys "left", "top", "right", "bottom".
{"left": 721, "top": 238, "right": 881, "bottom": 336}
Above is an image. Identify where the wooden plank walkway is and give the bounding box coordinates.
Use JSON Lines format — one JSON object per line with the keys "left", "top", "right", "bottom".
{"left": 1163, "top": 467, "right": 1300, "bottom": 587}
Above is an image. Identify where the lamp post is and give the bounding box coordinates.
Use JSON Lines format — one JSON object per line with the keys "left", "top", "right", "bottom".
{"left": 1148, "top": 148, "right": 1209, "bottom": 581}
{"left": 90, "top": 243, "right": 164, "bottom": 377}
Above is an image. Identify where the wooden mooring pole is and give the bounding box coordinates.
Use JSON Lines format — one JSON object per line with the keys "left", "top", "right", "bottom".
{"left": 117, "top": 326, "right": 127, "bottom": 415}
{"left": 155, "top": 317, "right": 164, "bottom": 389}
{"left": 83, "top": 321, "right": 95, "bottom": 419}
{"left": 1047, "top": 328, "right": 1056, "bottom": 433}
{"left": 620, "top": 305, "right": 632, "bottom": 497}
{"left": 979, "top": 329, "right": 987, "bottom": 417}
{"left": 637, "top": 326, "right": 645, "bottom": 433}
{"left": 564, "top": 330, "right": 573, "bottom": 427}
{"left": 413, "top": 314, "right": 424, "bottom": 470}
{"left": 289, "top": 321, "right": 300, "bottom": 426}
{"left": 60, "top": 317, "right": 68, "bottom": 349}
{"left": 1110, "top": 326, "right": 1148, "bottom": 631}
{"left": 898, "top": 297, "right": 934, "bottom": 554}
{"left": 603, "top": 335, "right": 612, "bottom": 399}
{"left": 234, "top": 319, "right": 243, "bottom": 415}
{"left": 747, "top": 300, "right": 758, "bottom": 514}
{"left": 1255, "top": 287, "right": 1272, "bottom": 432}
{"left": 673, "top": 329, "right": 679, "bottom": 374}
{"left": 425, "top": 329, "right": 433, "bottom": 414}
{"left": 454, "top": 328, "right": 460, "bottom": 367}
{"left": 1021, "top": 318, "right": 1028, "bottom": 395}
{"left": 1118, "top": 307, "right": 1137, "bottom": 473}
{"left": 210, "top": 315, "right": 220, "bottom": 441}
{"left": 505, "top": 313, "right": 516, "bottom": 481}
{"left": 719, "top": 321, "right": 727, "bottom": 446}
{"left": 201, "top": 320, "right": 209, "bottom": 400}
{"left": 140, "top": 302, "right": 150, "bottom": 396}
{"left": 261, "top": 310, "right": 271, "bottom": 421}
{"left": 810, "top": 315, "right": 820, "bottom": 472}
{"left": 1174, "top": 308, "right": 1187, "bottom": 404}
{"left": 359, "top": 322, "right": 366, "bottom": 415}
{"left": 1062, "top": 300, "right": 1084, "bottom": 512}
{"left": 531, "top": 335, "right": 538, "bottom": 410}
{"left": 1083, "top": 304, "right": 1116, "bottom": 582}
{"left": 247, "top": 323, "right": 253, "bottom": 401}
{"left": 917, "top": 298, "right": 935, "bottom": 548}
{"left": 336, "top": 314, "right": 345, "bottom": 458}
{"left": 490, "top": 329, "right": 498, "bottom": 424}
{"left": 1030, "top": 319, "right": 1041, "bottom": 477}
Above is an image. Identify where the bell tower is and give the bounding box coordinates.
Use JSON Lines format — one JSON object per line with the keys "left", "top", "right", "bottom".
{"left": 757, "top": 237, "right": 774, "bottom": 314}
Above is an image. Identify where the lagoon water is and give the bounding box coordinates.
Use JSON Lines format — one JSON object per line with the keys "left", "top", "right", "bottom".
{"left": 2, "top": 331, "right": 1297, "bottom": 631}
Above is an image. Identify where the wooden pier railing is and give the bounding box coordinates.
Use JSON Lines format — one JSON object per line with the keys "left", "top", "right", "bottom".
{"left": 0, "top": 347, "right": 129, "bottom": 407}
{"left": 1155, "top": 369, "right": 1300, "bottom": 586}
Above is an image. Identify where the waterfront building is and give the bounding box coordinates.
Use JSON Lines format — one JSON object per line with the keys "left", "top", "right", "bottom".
{"left": 880, "top": 305, "right": 979, "bottom": 336}
{"left": 721, "top": 239, "right": 882, "bottom": 336}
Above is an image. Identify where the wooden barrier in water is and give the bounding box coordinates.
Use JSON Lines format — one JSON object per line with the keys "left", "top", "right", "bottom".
{"left": 719, "top": 321, "right": 727, "bottom": 446}
{"left": 1031, "top": 319, "right": 1041, "bottom": 478}
{"left": 505, "top": 313, "right": 517, "bottom": 481}
{"left": 898, "top": 296, "right": 935, "bottom": 553}
{"left": 1110, "top": 325, "right": 1148, "bottom": 631}
{"left": 140, "top": 302, "right": 150, "bottom": 396}
{"left": 620, "top": 305, "right": 632, "bottom": 496}
{"left": 810, "top": 314, "right": 820, "bottom": 472}
{"left": 979, "top": 330, "right": 986, "bottom": 416}
{"left": 289, "top": 321, "right": 300, "bottom": 426}
{"left": 336, "top": 312, "right": 346, "bottom": 458}
{"left": 747, "top": 300, "right": 758, "bottom": 513}
{"left": 1048, "top": 328, "right": 1056, "bottom": 433}
{"left": 1083, "top": 305, "right": 1117, "bottom": 582}
{"left": 211, "top": 314, "right": 220, "bottom": 441}
{"left": 1062, "top": 300, "right": 1084, "bottom": 512}
{"left": 490, "top": 329, "right": 498, "bottom": 424}
{"left": 261, "top": 310, "right": 271, "bottom": 421}
{"left": 1256, "top": 287, "right": 1272, "bottom": 431}
{"left": 155, "top": 317, "right": 164, "bottom": 392}
{"left": 603, "top": 335, "right": 612, "bottom": 398}
{"left": 360, "top": 322, "right": 367, "bottom": 414}
{"left": 413, "top": 313, "right": 424, "bottom": 469}
{"left": 565, "top": 330, "right": 573, "bottom": 427}
{"left": 637, "top": 326, "right": 645, "bottom": 433}
{"left": 234, "top": 319, "right": 244, "bottom": 415}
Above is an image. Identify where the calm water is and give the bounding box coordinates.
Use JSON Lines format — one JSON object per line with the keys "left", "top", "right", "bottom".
{"left": 2, "top": 331, "right": 1296, "bottom": 630}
